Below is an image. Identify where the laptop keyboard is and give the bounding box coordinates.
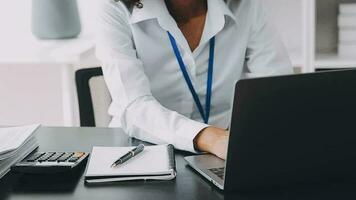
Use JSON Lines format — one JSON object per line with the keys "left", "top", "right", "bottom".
{"left": 208, "top": 167, "right": 225, "bottom": 180}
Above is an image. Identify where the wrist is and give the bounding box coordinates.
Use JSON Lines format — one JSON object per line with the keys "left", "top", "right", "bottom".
{"left": 194, "top": 127, "right": 224, "bottom": 152}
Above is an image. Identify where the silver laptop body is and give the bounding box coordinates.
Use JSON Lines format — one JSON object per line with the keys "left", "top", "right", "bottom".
{"left": 184, "top": 154, "right": 225, "bottom": 190}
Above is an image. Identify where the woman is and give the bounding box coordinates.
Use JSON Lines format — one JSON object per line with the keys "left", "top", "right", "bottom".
{"left": 96, "top": 0, "right": 293, "bottom": 159}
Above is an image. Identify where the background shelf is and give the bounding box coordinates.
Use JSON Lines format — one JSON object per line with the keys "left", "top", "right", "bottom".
{"left": 316, "top": 53, "right": 356, "bottom": 69}
{"left": 314, "top": 0, "right": 356, "bottom": 70}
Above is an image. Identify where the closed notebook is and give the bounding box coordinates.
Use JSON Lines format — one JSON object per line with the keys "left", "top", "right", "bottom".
{"left": 85, "top": 144, "right": 176, "bottom": 183}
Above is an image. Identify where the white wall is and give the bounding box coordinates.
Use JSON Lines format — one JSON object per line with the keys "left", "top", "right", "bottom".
{"left": 0, "top": 0, "right": 97, "bottom": 126}
{"left": 0, "top": 1, "right": 31, "bottom": 46}
{"left": 0, "top": 65, "right": 63, "bottom": 126}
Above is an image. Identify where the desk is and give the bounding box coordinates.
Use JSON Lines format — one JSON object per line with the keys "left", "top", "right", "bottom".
{"left": 1, "top": 127, "right": 356, "bottom": 200}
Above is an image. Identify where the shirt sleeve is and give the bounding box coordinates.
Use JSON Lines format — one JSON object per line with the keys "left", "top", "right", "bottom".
{"left": 244, "top": 0, "right": 294, "bottom": 78}
{"left": 95, "top": 0, "right": 208, "bottom": 152}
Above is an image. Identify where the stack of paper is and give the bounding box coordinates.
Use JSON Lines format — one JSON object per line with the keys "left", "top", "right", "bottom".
{"left": 0, "top": 124, "right": 40, "bottom": 178}
{"left": 338, "top": 3, "right": 356, "bottom": 57}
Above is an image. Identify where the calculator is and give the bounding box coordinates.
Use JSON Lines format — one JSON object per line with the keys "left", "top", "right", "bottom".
{"left": 12, "top": 151, "right": 89, "bottom": 174}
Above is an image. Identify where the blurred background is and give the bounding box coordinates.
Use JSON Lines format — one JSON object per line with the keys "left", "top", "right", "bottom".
{"left": 0, "top": 0, "right": 355, "bottom": 127}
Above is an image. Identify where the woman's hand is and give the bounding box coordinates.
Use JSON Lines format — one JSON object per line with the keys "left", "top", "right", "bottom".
{"left": 194, "top": 127, "right": 229, "bottom": 160}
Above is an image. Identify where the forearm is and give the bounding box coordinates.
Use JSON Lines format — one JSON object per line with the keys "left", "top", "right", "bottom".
{"left": 110, "top": 95, "right": 209, "bottom": 152}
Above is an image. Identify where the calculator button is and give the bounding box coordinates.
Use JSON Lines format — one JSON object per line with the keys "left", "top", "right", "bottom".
{"left": 26, "top": 152, "right": 45, "bottom": 162}
{"left": 38, "top": 152, "right": 56, "bottom": 162}
{"left": 68, "top": 157, "right": 79, "bottom": 162}
{"left": 57, "top": 152, "right": 75, "bottom": 162}
{"left": 73, "top": 152, "right": 85, "bottom": 158}
{"left": 47, "top": 152, "right": 65, "bottom": 162}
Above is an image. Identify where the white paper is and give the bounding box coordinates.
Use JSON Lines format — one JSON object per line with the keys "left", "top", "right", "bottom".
{"left": 0, "top": 137, "right": 38, "bottom": 178}
{"left": 339, "top": 30, "right": 356, "bottom": 42}
{"left": 338, "top": 15, "right": 356, "bottom": 28}
{"left": 340, "top": 3, "right": 356, "bottom": 15}
{"left": 0, "top": 124, "right": 40, "bottom": 155}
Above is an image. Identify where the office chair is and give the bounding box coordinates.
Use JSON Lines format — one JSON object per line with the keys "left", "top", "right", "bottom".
{"left": 75, "top": 67, "right": 112, "bottom": 127}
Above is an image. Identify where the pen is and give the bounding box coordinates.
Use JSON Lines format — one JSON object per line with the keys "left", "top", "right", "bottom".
{"left": 111, "top": 144, "right": 145, "bottom": 167}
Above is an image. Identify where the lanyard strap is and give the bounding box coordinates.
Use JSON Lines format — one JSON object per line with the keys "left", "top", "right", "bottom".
{"left": 167, "top": 32, "right": 215, "bottom": 124}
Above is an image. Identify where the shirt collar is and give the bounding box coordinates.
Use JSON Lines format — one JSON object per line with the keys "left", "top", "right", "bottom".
{"left": 129, "top": 0, "right": 165, "bottom": 24}
{"left": 200, "top": 0, "right": 237, "bottom": 44}
{"left": 129, "top": 0, "right": 236, "bottom": 25}
{"left": 214, "top": 0, "right": 237, "bottom": 23}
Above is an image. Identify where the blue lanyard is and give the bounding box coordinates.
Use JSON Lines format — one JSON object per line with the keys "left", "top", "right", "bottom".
{"left": 167, "top": 32, "right": 215, "bottom": 124}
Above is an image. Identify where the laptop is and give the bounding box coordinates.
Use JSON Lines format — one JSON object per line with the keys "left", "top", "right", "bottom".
{"left": 185, "top": 69, "right": 356, "bottom": 191}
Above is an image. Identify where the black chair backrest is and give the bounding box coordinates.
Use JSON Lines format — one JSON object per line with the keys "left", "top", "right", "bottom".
{"left": 75, "top": 67, "right": 103, "bottom": 127}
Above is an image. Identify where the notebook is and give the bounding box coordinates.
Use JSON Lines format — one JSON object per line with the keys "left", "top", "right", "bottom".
{"left": 85, "top": 144, "right": 176, "bottom": 183}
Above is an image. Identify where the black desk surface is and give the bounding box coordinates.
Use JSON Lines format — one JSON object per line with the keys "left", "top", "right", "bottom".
{"left": 1, "top": 127, "right": 356, "bottom": 200}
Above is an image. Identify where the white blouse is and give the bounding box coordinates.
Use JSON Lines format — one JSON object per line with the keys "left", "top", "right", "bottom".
{"left": 95, "top": 0, "right": 293, "bottom": 152}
